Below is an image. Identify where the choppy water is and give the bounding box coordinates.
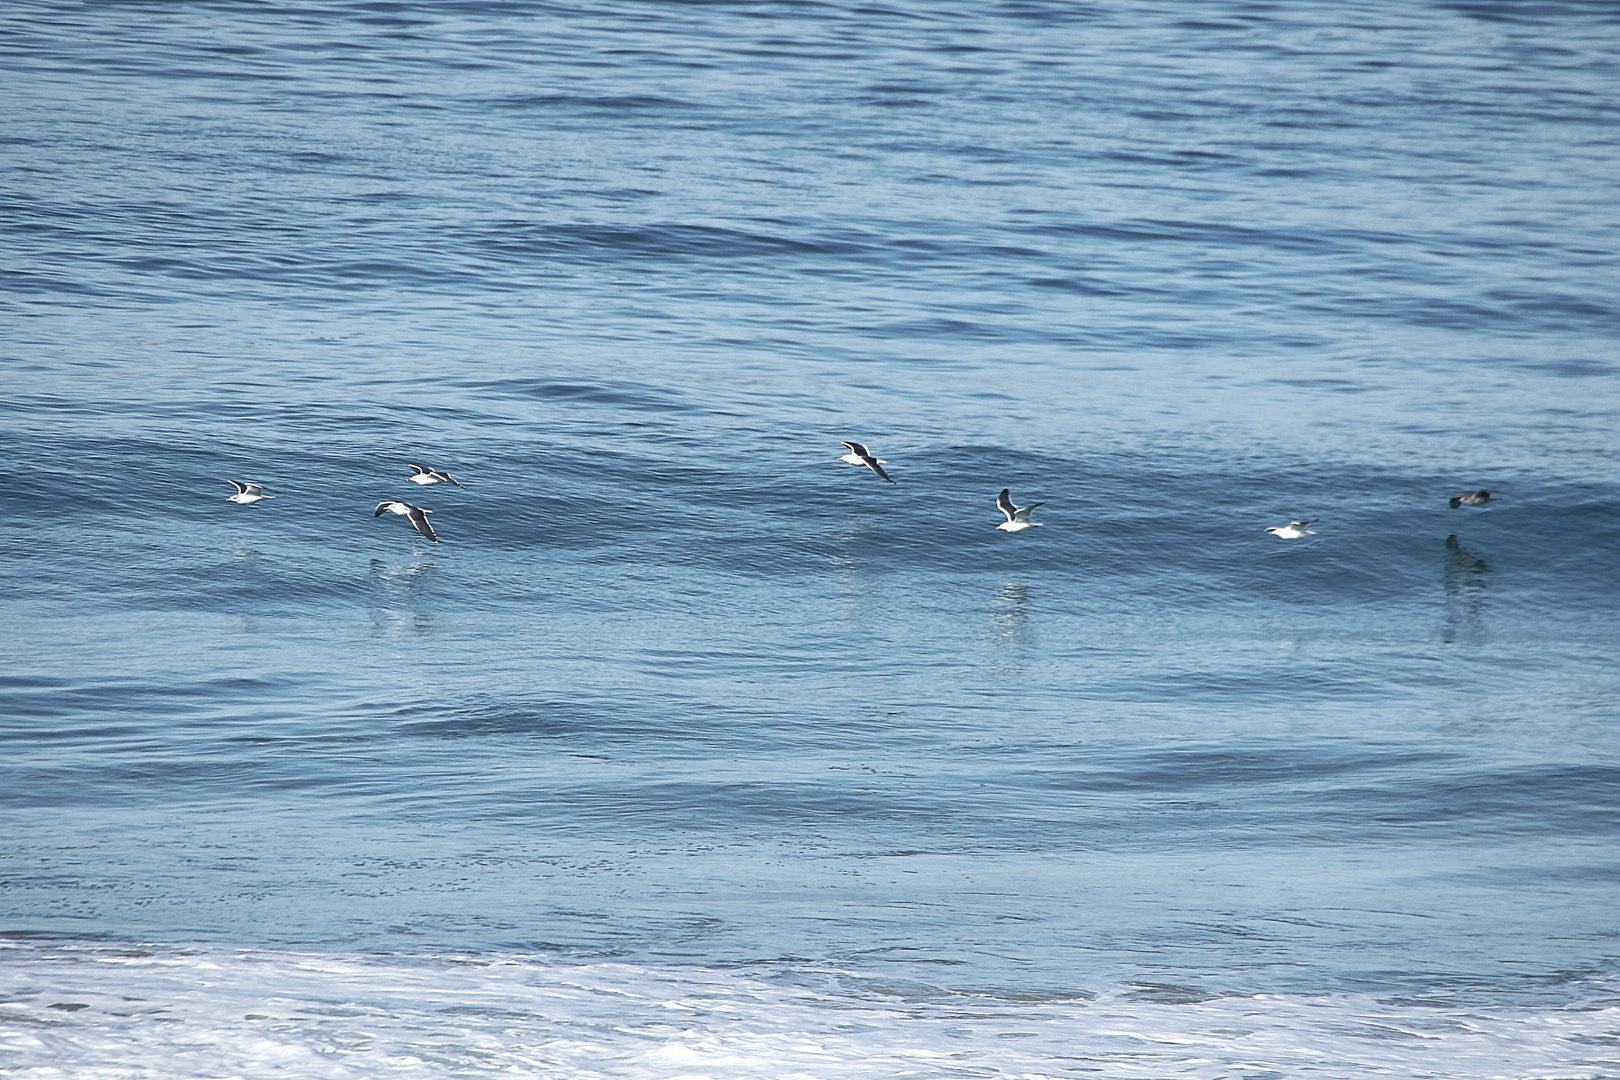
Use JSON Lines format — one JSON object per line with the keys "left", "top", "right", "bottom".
{"left": 4, "top": 1, "right": 1619, "bottom": 1076}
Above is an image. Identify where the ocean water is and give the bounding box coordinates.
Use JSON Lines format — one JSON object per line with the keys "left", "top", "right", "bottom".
{"left": 3, "top": 1, "right": 1619, "bottom": 1076}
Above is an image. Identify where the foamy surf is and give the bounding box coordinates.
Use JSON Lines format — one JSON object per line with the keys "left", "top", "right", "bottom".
{"left": 1, "top": 942, "right": 1613, "bottom": 1079}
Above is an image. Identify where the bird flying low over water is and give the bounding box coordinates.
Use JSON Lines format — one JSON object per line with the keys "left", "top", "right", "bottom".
{"left": 838, "top": 441, "right": 894, "bottom": 483}
{"left": 375, "top": 500, "right": 439, "bottom": 543}
{"left": 225, "top": 481, "right": 274, "bottom": 504}
{"left": 1266, "top": 519, "right": 1317, "bottom": 539}
{"left": 408, "top": 463, "right": 464, "bottom": 488}
{"left": 995, "top": 488, "right": 1044, "bottom": 532}
{"left": 1449, "top": 489, "right": 1498, "bottom": 508}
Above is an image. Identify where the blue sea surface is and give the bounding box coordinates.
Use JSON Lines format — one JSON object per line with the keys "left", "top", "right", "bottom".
{"left": 3, "top": 1, "right": 1619, "bottom": 1076}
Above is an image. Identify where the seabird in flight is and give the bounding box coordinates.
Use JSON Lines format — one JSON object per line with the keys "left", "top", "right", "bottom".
{"left": 838, "top": 441, "right": 894, "bottom": 483}
{"left": 408, "top": 463, "right": 465, "bottom": 488}
{"left": 375, "top": 500, "right": 440, "bottom": 543}
{"left": 1449, "top": 490, "right": 1498, "bottom": 509}
{"left": 996, "top": 488, "right": 1044, "bottom": 532}
{"left": 1266, "top": 519, "right": 1317, "bottom": 539}
{"left": 225, "top": 481, "right": 274, "bottom": 504}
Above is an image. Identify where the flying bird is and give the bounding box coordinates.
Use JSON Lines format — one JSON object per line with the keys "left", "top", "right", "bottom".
{"left": 375, "top": 500, "right": 440, "bottom": 543}
{"left": 1449, "top": 490, "right": 1498, "bottom": 508}
{"left": 225, "top": 481, "right": 274, "bottom": 504}
{"left": 408, "top": 463, "right": 464, "bottom": 488}
{"left": 838, "top": 441, "right": 894, "bottom": 483}
{"left": 995, "top": 488, "right": 1044, "bottom": 532}
{"left": 1266, "top": 519, "right": 1317, "bottom": 539}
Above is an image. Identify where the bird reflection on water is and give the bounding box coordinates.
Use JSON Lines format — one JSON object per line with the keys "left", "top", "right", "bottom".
{"left": 369, "top": 556, "right": 437, "bottom": 638}
{"left": 990, "top": 582, "right": 1032, "bottom": 646}
{"left": 1442, "top": 533, "right": 1489, "bottom": 645}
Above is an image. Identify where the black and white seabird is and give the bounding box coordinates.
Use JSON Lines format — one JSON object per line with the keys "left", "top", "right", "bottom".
{"left": 1265, "top": 519, "right": 1317, "bottom": 539}
{"left": 225, "top": 481, "right": 274, "bottom": 504}
{"left": 995, "top": 488, "right": 1044, "bottom": 532}
{"left": 408, "top": 463, "right": 465, "bottom": 488}
{"left": 838, "top": 441, "right": 894, "bottom": 483}
{"left": 1449, "top": 490, "right": 1498, "bottom": 509}
{"left": 375, "top": 500, "right": 440, "bottom": 543}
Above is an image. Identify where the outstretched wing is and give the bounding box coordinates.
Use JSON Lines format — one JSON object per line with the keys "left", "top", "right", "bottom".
{"left": 408, "top": 463, "right": 430, "bottom": 476}
{"left": 842, "top": 441, "right": 868, "bottom": 457}
{"left": 407, "top": 506, "right": 440, "bottom": 543}
{"left": 227, "top": 480, "right": 248, "bottom": 494}
{"left": 1014, "top": 501, "right": 1045, "bottom": 522}
{"left": 996, "top": 489, "right": 1017, "bottom": 523}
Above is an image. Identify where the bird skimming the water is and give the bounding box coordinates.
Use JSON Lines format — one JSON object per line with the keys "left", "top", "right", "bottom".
{"left": 225, "top": 481, "right": 274, "bottom": 504}
{"left": 838, "top": 441, "right": 894, "bottom": 483}
{"left": 1449, "top": 490, "right": 1498, "bottom": 508}
{"left": 1266, "top": 519, "right": 1317, "bottom": 539}
{"left": 995, "top": 488, "right": 1044, "bottom": 532}
{"left": 375, "top": 500, "right": 440, "bottom": 543}
{"left": 408, "top": 463, "right": 465, "bottom": 488}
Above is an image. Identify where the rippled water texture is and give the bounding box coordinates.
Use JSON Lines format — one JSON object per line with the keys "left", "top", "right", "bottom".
{"left": 3, "top": 0, "right": 1619, "bottom": 1076}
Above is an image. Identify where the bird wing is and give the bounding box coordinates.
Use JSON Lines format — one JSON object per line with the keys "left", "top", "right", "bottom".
{"left": 408, "top": 463, "right": 429, "bottom": 475}
{"left": 866, "top": 459, "right": 894, "bottom": 483}
{"left": 227, "top": 480, "right": 247, "bottom": 494}
{"left": 407, "top": 506, "right": 440, "bottom": 542}
{"left": 1014, "top": 501, "right": 1045, "bottom": 522}
{"left": 997, "top": 489, "right": 1017, "bottom": 522}
{"left": 842, "top": 442, "right": 868, "bottom": 456}
{"left": 374, "top": 502, "right": 396, "bottom": 517}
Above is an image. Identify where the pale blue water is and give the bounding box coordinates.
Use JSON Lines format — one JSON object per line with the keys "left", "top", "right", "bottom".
{"left": 3, "top": 1, "right": 1619, "bottom": 1076}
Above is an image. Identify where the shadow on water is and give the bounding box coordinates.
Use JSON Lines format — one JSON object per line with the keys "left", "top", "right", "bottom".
{"left": 1441, "top": 533, "right": 1489, "bottom": 645}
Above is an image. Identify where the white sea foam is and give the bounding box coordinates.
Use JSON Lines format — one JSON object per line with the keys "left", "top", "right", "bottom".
{"left": 1, "top": 943, "right": 1614, "bottom": 1079}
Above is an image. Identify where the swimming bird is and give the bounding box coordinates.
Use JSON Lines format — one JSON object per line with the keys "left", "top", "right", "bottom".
{"left": 996, "top": 488, "right": 1044, "bottom": 532}
{"left": 374, "top": 500, "right": 439, "bottom": 543}
{"left": 1265, "top": 519, "right": 1317, "bottom": 539}
{"left": 407, "top": 463, "right": 464, "bottom": 488}
{"left": 225, "top": 481, "right": 274, "bottom": 504}
{"left": 838, "top": 441, "right": 894, "bottom": 483}
{"left": 1449, "top": 490, "right": 1498, "bottom": 508}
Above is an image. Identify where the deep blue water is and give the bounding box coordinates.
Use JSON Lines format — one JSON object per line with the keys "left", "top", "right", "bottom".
{"left": 3, "top": 1, "right": 1619, "bottom": 1075}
